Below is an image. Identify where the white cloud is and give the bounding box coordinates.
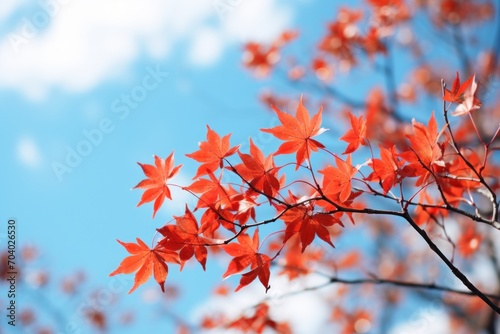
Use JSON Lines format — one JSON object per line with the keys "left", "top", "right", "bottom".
{"left": 389, "top": 308, "right": 450, "bottom": 334}
{"left": 192, "top": 272, "right": 333, "bottom": 333}
{"left": 222, "top": 0, "right": 293, "bottom": 43}
{"left": 0, "top": 0, "right": 293, "bottom": 98}
{"left": 17, "top": 136, "right": 42, "bottom": 168}
{"left": 188, "top": 28, "right": 223, "bottom": 66}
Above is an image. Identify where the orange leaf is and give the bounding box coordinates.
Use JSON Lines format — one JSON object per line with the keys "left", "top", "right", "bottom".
{"left": 261, "top": 97, "right": 327, "bottom": 169}
{"left": 340, "top": 112, "right": 367, "bottom": 154}
{"left": 109, "top": 238, "right": 180, "bottom": 294}
{"left": 443, "top": 72, "right": 481, "bottom": 116}
{"left": 367, "top": 145, "right": 405, "bottom": 194}
{"left": 400, "top": 112, "right": 445, "bottom": 186}
{"left": 186, "top": 126, "right": 239, "bottom": 179}
{"left": 133, "top": 152, "right": 182, "bottom": 218}
{"left": 222, "top": 229, "right": 271, "bottom": 292}
{"left": 281, "top": 206, "right": 342, "bottom": 252}
{"left": 319, "top": 154, "right": 357, "bottom": 203}
{"left": 233, "top": 138, "right": 281, "bottom": 199}
{"left": 158, "top": 205, "right": 209, "bottom": 271}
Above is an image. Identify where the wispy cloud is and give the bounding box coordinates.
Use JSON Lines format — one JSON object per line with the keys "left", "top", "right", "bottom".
{"left": 0, "top": 0, "right": 292, "bottom": 98}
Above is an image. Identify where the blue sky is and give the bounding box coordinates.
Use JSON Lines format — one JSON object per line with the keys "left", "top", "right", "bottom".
{"left": 0, "top": 0, "right": 330, "bottom": 332}
{"left": 1, "top": 0, "right": 497, "bottom": 333}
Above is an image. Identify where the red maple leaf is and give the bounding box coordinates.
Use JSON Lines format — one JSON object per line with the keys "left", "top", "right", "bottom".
{"left": 319, "top": 8, "right": 363, "bottom": 65}
{"left": 232, "top": 138, "right": 281, "bottom": 198}
{"left": 340, "top": 112, "right": 367, "bottom": 154}
{"left": 319, "top": 154, "right": 357, "bottom": 203}
{"left": 261, "top": 98, "right": 327, "bottom": 169}
{"left": 400, "top": 112, "right": 445, "bottom": 186}
{"left": 443, "top": 72, "right": 481, "bottom": 116}
{"left": 109, "top": 238, "right": 180, "bottom": 294}
{"left": 367, "top": 145, "right": 405, "bottom": 194}
{"left": 133, "top": 152, "right": 182, "bottom": 218}
{"left": 222, "top": 229, "right": 271, "bottom": 292}
{"left": 226, "top": 303, "right": 292, "bottom": 334}
{"left": 281, "top": 204, "right": 342, "bottom": 252}
{"left": 186, "top": 126, "right": 239, "bottom": 179}
{"left": 184, "top": 171, "right": 242, "bottom": 235}
{"left": 242, "top": 31, "right": 297, "bottom": 77}
{"left": 158, "top": 205, "right": 209, "bottom": 270}
{"left": 186, "top": 171, "right": 234, "bottom": 210}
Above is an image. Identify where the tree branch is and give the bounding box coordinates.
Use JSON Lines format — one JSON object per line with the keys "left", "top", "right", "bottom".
{"left": 402, "top": 211, "right": 500, "bottom": 313}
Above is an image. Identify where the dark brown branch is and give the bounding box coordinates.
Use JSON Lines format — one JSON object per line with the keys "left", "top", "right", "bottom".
{"left": 403, "top": 211, "right": 500, "bottom": 313}
{"left": 450, "top": 23, "right": 471, "bottom": 75}
{"left": 382, "top": 41, "right": 400, "bottom": 116}
{"left": 266, "top": 264, "right": 500, "bottom": 301}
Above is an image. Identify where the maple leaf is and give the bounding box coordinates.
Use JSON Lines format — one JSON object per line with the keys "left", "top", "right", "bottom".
{"left": 233, "top": 138, "right": 281, "bottom": 198}
{"left": 186, "top": 126, "right": 239, "bottom": 179}
{"left": 109, "top": 238, "right": 180, "bottom": 294}
{"left": 222, "top": 229, "right": 271, "bottom": 292}
{"left": 157, "top": 205, "right": 209, "bottom": 270}
{"left": 243, "top": 43, "right": 280, "bottom": 77}
{"left": 261, "top": 98, "right": 328, "bottom": 169}
{"left": 367, "top": 145, "right": 405, "bottom": 194}
{"left": 226, "top": 303, "right": 292, "bottom": 334}
{"left": 186, "top": 171, "right": 233, "bottom": 210}
{"left": 452, "top": 77, "right": 481, "bottom": 116}
{"left": 133, "top": 152, "right": 182, "bottom": 218}
{"left": 439, "top": 149, "right": 483, "bottom": 199}
{"left": 184, "top": 171, "right": 241, "bottom": 235}
{"left": 340, "top": 112, "right": 367, "bottom": 154}
{"left": 319, "top": 8, "right": 363, "bottom": 66}
{"left": 319, "top": 154, "right": 357, "bottom": 203}
{"left": 444, "top": 72, "right": 469, "bottom": 103}
{"left": 242, "top": 31, "right": 297, "bottom": 77}
{"left": 443, "top": 72, "right": 481, "bottom": 116}
{"left": 281, "top": 200, "right": 343, "bottom": 252}
{"left": 399, "top": 112, "right": 445, "bottom": 186}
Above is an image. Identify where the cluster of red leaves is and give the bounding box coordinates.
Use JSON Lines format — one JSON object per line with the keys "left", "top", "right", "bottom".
{"left": 109, "top": 238, "right": 179, "bottom": 294}
{"left": 332, "top": 307, "right": 372, "bottom": 334}
{"left": 111, "top": 82, "right": 495, "bottom": 295}
{"left": 243, "top": 2, "right": 410, "bottom": 78}
{"left": 226, "top": 303, "right": 291, "bottom": 334}
{"left": 202, "top": 303, "right": 291, "bottom": 334}
{"left": 443, "top": 72, "right": 482, "bottom": 116}
{"left": 242, "top": 31, "right": 298, "bottom": 76}
{"left": 431, "top": 0, "right": 494, "bottom": 25}
{"left": 133, "top": 152, "right": 181, "bottom": 218}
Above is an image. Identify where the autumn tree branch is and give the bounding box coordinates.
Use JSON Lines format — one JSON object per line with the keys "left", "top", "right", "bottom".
{"left": 402, "top": 211, "right": 500, "bottom": 313}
